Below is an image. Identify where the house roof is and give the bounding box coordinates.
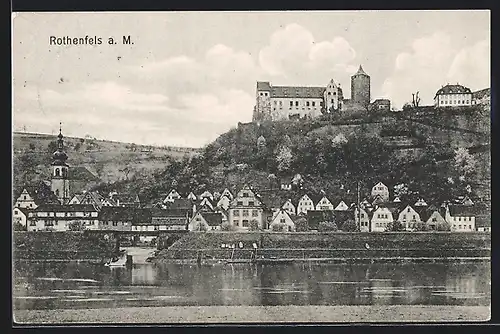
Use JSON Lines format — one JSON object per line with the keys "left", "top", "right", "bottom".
{"left": 112, "top": 193, "right": 140, "bottom": 204}
{"left": 200, "top": 212, "right": 223, "bottom": 226}
{"left": 34, "top": 204, "right": 98, "bottom": 212}
{"left": 257, "top": 81, "right": 271, "bottom": 91}
{"left": 68, "top": 166, "right": 99, "bottom": 182}
{"left": 17, "top": 182, "right": 60, "bottom": 205}
{"left": 448, "top": 205, "right": 477, "bottom": 216}
{"left": 14, "top": 207, "right": 31, "bottom": 216}
{"left": 473, "top": 88, "right": 490, "bottom": 99}
{"left": 435, "top": 84, "right": 472, "bottom": 97}
{"left": 475, "top": 215, "right": 491, "bottom": 227}
{"left": 150, "top": 208, "right": 187, "bottom": 218}
{"left": 99, "top": 206, "right": 145, "bottom": 222}
{"left": 353, "top": 65, "right": 369, "bottom": 76}
{"left": 271, "top": 86, "right": 325, "bottom": 99}
{"left": 167, "top": 198, "right": 193, "bottom": 210}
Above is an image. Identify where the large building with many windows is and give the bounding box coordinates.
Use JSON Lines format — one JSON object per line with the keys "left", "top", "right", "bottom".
{"left": 253, "top": 65, "right": 371, "bottom": 122}
{"left": 434, "top": 84, "right": 473, "bottom": 108}
{"left": 228, "top": 184, "right": 264, "bottom": 230}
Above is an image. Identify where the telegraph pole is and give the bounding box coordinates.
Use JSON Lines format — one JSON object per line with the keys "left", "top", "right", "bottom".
{"left": 357, "top": 181, "right": 361, "bottom": 230}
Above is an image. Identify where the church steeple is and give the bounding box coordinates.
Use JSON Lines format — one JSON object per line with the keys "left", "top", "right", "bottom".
{"left": 52, "top": 122, "right": 68, "bottom": 166}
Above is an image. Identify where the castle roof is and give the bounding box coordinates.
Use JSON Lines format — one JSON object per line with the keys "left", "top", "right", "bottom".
{"left": 257, "top": 81, "right": 271, "bottom": 91}
{"left": 271, "top": 86, "right": 325, "bottom": 99}
{"left": 435, "top": 84, "right": 472, "bottom": 97}
{"left": 353, "top": 65, "right": 369, "bottom": 77}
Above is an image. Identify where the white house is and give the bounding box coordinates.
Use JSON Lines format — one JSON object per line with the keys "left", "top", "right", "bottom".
{"left": 354, "top": 207, "right": 371, "bottom": 232}
{"left": 216, "top": 195, "right": 231, "bottom": 211}
{"left": 370, "top": 207, "right": 394, "bottom": 232}
{"left": 220, "top": 188, "right": 234, "bottom": 201}
{"left": 187, "top": 192, "right": 197, "bottom": 201}
{"left": 414, "top": 198, "right": 428, "bottom": 207}
{"left": 199, "top": 190, "right": 214, "bottom": 201}
{"left": 13, "top": 207, "right": 30, "bottom": 229}
{"left": 315, "top": 196, "right": 334, "bottom": 211}
{"left": 445, "top": 205, "right": 476, "bottom": 232}
{"left": 397, "top": 205, "right": 422, "bottom": 231}
{"left": 282, "top": 199, "right": 296, "bottom": 216}
{"left": 334, "top": 200, "right": 349, "bottom": 211}
{"left": 434, "top": 84, "right": 473, "bottom": 108}
{"left": 269, "top": 209, "right": 296, "bottom": 232}
{"left": 228, "top": 184, "right": 264, "bottom": 230}
{"left": 371, "top": 182, "right": 389, "bottom": 202}
{"left": 199, "top": 197, "right": 214, "bottom": 210}
{"left": 297, "top": 194, "right": 315, "bottom": 214}
{"left": 164, "top": 189, "right": 181, "bottom": 203}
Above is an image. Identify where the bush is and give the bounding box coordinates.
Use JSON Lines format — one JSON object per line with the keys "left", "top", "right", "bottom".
{"left": 436, "top": 221, "right": 451, "bottom": 231}
{"left": 220, "top": 222, "right": 237, "bottom": 232}
{"left": 13, "top": 222, "right": 26, "bottom": 231}
{"left": 414, "top": 222, "right": 429, "bottom": 232}
{"left": 249, "top": 219, "right": 260, "bottom": 231}
{"left": 271, "top": 223, "right": 286, "bottom": 232}
{"left": 318, "top": 221, "right": 338, "bottom": 232}
{"left": 386, "top": 220, "right": 404, "bottom": 232}
{"left": 294, "top": 217, "right": 308, "bottom": 232}
{"left": 341, "top": 219, "right": 359, "bottom": 232}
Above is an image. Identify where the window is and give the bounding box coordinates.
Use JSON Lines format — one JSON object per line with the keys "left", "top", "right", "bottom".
{"left": 469, "top": 217, "right": 472, "bottom": 221}
{"left": 259, "top": 92, "right": 263, "bottom": 96}
{"left": 328, "top": 92, "right": 331, "bottom": 95}
{"left": 112, "top": 222, "right": 118, "bottom": 226}
{"left": 55, "top": 168, "right": 60, "bottom": 176}
{"left": 279, "top": 101, "right": 282, "bottom": 106}
{"left": 237, "top": 201, "right": 243, "bottom": 206}
{"left": 249, "top": 201, "right": 254, "bottom": 206}
{"left": 333, "top": 91, "right": 336, "bottom": 95}
{"left": 233, "top": 210, "right": 240, "bottom": 217}
{"left": 407, "top": 208, "right": 411, "bottom": 213}
{"left": 280, "top": 218, "right": 285, "bottom": 224}
{"left": 295, "top": 101, "right": 299, "bottom": 107}
{"left": 233, "top": 220, "right": 238, "bottom": 225}
{"left": 242, "top": 220, "right": 249, "bottom": 227}
{"left": 361, "top": 213, "right": 364, "bottom": 218}
{"left": 469, "top": 225, "right": 472, "bottom": 229}
{"left": 412, "top": 215, "right": 416, "bottom": 220}
{"left": 242, "top": 210, "right": 249, "bottom": 217}
{"left": 252, "top": 210, "right": 258, "bottom": 217}
{"left": 459, "top": 225, "right": 462, "bottom": 229}
{"left": 196, "top": 217, "right": 201, "bottom": 221}
{"left": 331, "top": 99, "right": 334, "bottom": 104}
{"left": 306, "top": 101, "right": 310, "bottom": 107}
{"left": 459, "top": 217, "right": 461, "bottom": 221}
{"left": 242, "top": 192, "right": 248, "bottom": 197}
{"left": 312, "top": 101, "right": 315, "bottom": 107}
{"left": 290, "top": 101, "right": 293, "bottom": 107}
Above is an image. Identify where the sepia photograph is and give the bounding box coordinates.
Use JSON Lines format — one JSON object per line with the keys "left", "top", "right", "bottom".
{"left": 12, "top": 10, "right": 491, "bottom": 324}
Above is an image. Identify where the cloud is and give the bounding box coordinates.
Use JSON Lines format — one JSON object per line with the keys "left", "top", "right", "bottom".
{"left": 258, "top": 23, "right": 357, "bottom": 85}
{"left": 382, "top": 32, "right": 490, "bottom": 108}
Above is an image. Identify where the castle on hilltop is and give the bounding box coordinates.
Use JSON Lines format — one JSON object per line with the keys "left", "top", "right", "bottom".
{"left": 253, "top": 65, "right": 375, "bottom": 122}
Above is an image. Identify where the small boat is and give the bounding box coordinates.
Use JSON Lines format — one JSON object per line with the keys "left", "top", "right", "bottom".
{"left": 104, "top": 256, "right": 127, "bottom": 267}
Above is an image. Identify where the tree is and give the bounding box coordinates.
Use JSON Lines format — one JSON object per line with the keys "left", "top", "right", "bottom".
{"left": 68, "top": 221, "right": 86, "bottom": 231}
{"left": 29, "top": 143, "right": 36, "bottom": 150}
{"left": 414, "top": 222, "right": 429, "bottom": 232}
{"left": 341, "top": 219, "right": 359, "bottom": 232}
{"left": 412, "top": 91, "right": 421, "bottom": 108}
{"left": 13, "top": 222, "right": 26, "bottom": 231}
{"left": 275, "top": 145, "right": 293, "bottom": 172}
{"left": 453, "top": 147, "right": 477, "bottom": 181}
{"left": 74, "top": 142, "right": 81, "bottom": 151}
{"left": 386, "top": 220, "right": 404, "bottom": 232}
{"left": 47, "top": 140, "right": 58, "bottom": 153}
{"left": 271, "top": 223, "right": 286, "bottom": 232}
{"left": 257, "top": 135, "right": 267, "bottom": 149}
{"left": 318, "top": 221, "right": 338, "bottom": 232}
{"left": 193, "top": 222, "right": 207, "bottom": 232}
{"left": 221, "top": 222, "right": 237, "bottom": 232}
{"left": 294, "top": 217, "right": 308, "bottom": 232}
{"left": 436, "top": 221, "right": 451, "bottom": 232}
{"left": 249, "top": 219, "right": 260, "bottom": 231}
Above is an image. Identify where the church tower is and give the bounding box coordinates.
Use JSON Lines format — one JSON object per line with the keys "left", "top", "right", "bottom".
{"left": 51, "top": 123, "right": 70, "bottom": 204}
{"left": 351, "top": 65, "right": 371, "bottom": 107}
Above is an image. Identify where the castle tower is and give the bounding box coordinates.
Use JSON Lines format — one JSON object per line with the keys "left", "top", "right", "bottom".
{"left": 351, "top": 65, "right": 371, "bottom": 107}
{"left": 253, "top": 81, "right": 272, "bottom": 122}
{"left": 51, "top": 123, "right": 70, "bottom": 204}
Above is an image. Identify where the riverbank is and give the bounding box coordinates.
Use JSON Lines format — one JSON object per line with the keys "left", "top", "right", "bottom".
{"left": 14, "top": 305, "right": 490, "bottom": 323}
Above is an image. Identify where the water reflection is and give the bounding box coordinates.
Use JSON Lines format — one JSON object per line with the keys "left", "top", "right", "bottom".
{"left": 13, "top": 262, "right": 491, "bottom": 310}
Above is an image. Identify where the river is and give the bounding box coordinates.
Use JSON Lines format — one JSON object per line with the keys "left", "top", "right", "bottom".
{"left": 13, "top": 249, "right": 490, "bottom": 311}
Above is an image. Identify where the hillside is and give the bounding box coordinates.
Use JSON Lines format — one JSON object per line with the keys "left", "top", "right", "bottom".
{"left": 98, "top": 106, "right": 490, "bottom": 209}
{"left": 12, "top": 132, "right": 201, "bottom": 195}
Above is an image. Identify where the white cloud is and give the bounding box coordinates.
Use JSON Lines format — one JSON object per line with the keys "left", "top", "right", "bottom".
{"left": 382, "top": 32, "right": 490, "bottom": 108}
{"left": 258, "top": 23, "right": 357, "bottom": 85}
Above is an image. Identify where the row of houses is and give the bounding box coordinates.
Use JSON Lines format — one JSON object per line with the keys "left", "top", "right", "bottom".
{"left": 13, "top": 182, "right": 490, "bottom": 233}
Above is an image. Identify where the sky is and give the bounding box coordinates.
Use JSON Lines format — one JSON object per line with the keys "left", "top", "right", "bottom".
{"left": 12, "top": 11, "right": 490, "bottom": 148}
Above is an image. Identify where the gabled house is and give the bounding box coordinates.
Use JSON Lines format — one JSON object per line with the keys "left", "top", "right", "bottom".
{"left": 199, "top": 190, "right": 214, "bottom": 201}
{"left": 78, "top": 191, "right": 105, "bottom": 209}
{"left": 296, "top": 194, "right": 315, "bottom": 215}
{"left": 69, "top": 193, "right": 84, "bottom": 205}
{"left": 315, "top": 196, "right": 334, "bottom": 211}
{"left": 228, "top": 184, "right": 264, "bottom": 230}
{"left": 415, "top": 206, "right": 448, "bottom": 231}
{"left": 269, "top": 209, "right": 296, "bottom": 232}
{"left": 27, "top": 204, "right": 100, "bottom": 232}
{"left": 354, "top": 207, "right": 371, "bottom": 232}
{"left": 445, "top": 205, "right": 476, "bottom": 232}
{"left": 167, "top": 198, "right": 195, "bottom": 218}
{"left": 282, "top": 199, "right": 296, "bottom": 216}
{"left": 187, "top": 192, "right": 197, "bottom": 201}
{"left": 220, "top": 188, "right": 234, "bottom": 201}
{"left": 370, "top": 206, "right": 395, "bottom": 232}
{"left": 164, "top": 189, "right": 181, "bottom": 203}
{"left": 14, "top": 183, "right": 60, "bottom": 209}
{"left": 111, "top": 193, "right": 141, "bottom": 208}
{"left": 414, "top": 198, "right": 428, "bottom": 207}
{"left": 393, "top": 196, "right": 401, "bottom": 203}
{"left": 188, "top": 211, "right": 223, "bottom": 231}
{"left": 13, "top": 207, "right": 30, "bottom": 230}
{"left": 371, "top": 194, "right": 385, "bottom": 206}
{"left": 216, "top": 195, "right": 231, "bottom": 211}
{"left": 371, "top": 182, "right": 390, "bottom": 202}
{"left": 334, "top": 200, "right": 349, "bottom": 211}
{"left": 397, "top": 205, "right": 422, "bottom": 231}
{"left": 199, "top": 197, "right": 214, "bottom": 211}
